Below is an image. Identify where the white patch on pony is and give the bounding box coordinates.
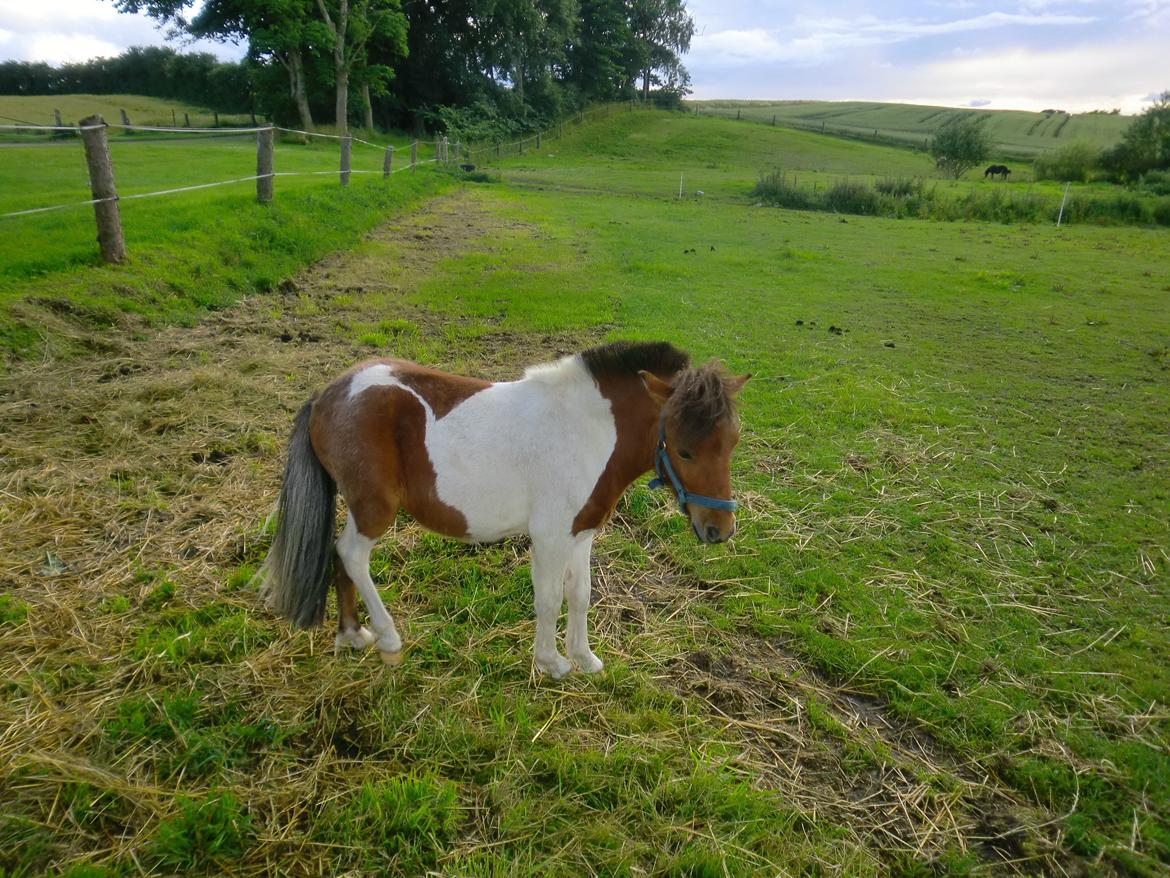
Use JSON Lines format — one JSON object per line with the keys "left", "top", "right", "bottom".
{"left": 348, "top": 363, "right": 407, "bottom": 401}
{"left": 429, "top": 355, "right": 616, "bottom": 542}
{"left": 347, "top": 357, "right": 617, "bottom": 543}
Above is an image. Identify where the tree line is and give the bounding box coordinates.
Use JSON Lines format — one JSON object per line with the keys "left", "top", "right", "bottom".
{"left": 0, "top": 0, "right": 695, "bottom": 140}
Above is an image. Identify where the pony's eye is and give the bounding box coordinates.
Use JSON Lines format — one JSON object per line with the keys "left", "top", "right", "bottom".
{"left": 678, "top": 450, "right": 693, "bottom": 462}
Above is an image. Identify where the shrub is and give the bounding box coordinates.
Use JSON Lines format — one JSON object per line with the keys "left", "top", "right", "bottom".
{"left": 874, "top": 177, "right": 924, "bottom": 198}
{"left": 751, "top": 170, "right": 812, "bottom": 209}
{"left": 824, "top": 181, "right": 879, "bottom": 214}
{"left": 1033, "top": 142, "right": 1099, "bottom": 182}
{"left": 931, "top": 117, "right": 992, "bottom": 179}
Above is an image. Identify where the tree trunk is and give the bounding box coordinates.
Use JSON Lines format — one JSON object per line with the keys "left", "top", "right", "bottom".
{"left": 335, "top": 72, "right": 349, "bottom": 135}
{"left": 288, "top": 49, "right": 315, "bottom": 133}
{"left": 515, "top": 57, "right": 525, "bottom": 107}
{"left": 641, "top": 68, "right": 651, "bottom": 102}
{"left": 361, "top": 82, "right": 374, "bottom": 130}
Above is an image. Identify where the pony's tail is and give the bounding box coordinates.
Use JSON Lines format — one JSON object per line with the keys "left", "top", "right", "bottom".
{"left": 256, "top": 400, "right": 336, "bottom": 629}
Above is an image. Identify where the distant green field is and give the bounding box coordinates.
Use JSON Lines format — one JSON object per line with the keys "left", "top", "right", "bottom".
{"left": 0, "top": 94, "right": 254, "bottom": 132}
{"left": 694, "top": 99, "right": 1131, "bottom": 158}
{"left": 480, "top": 109, "right": 1164, "bottom": 225}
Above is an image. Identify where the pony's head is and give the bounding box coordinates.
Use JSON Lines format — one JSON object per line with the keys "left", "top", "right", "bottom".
{"left": 640, "top": 363, "right": 750, "bottom": 544}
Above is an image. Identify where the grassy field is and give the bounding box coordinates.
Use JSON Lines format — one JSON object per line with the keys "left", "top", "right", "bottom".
{"left": 693, "top": 100, "right": 1132, "bottom": 158}
{"left": 1, "top": 106, "right": 1168, "bottom": 877}
{"left": 0, "top": 94, "right": 256, "bottom": 134}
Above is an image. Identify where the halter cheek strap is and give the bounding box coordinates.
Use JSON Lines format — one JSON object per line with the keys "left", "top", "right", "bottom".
{"left": 647, "top": 419, "right": 738, "bottom": 514}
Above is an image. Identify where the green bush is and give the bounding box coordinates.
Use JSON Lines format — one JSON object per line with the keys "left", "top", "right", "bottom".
{"left": 750, "top": 170, "right": 812, "bottom": 209}
{"left": 1033, "top": 141, "right": 1099, "bottom": 182}
{"left": 874, "top": 177, "right": 924, "bottom": 198}
{"left": 824, "top": 181, "right": 879, "bottom": 214}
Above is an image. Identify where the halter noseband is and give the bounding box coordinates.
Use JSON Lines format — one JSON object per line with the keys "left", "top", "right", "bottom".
{"left": 647, "top": 417, "right": 737, "bottom": 514}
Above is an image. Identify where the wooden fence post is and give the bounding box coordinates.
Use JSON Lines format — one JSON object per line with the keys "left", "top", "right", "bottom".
{"left": 214, "top": 112, "right": 220, "bottom": 128}
{"left": 184, "top": 113, "right": 190, "bottom": 128}
{"left": 120, "top": 108, "right": 130, "bottom": 127}
{"left": 383, "top": 145, "right": 393, "bottom": 178}
{"left": 171, "top": 109, "right": 177, "bottom": 126}
{"left": 454, "top": 140, "right": 461, "bottom": 162}
{"left": 536, "top": 131, "right": 541, "bottom": 150}
{"left": 340, "top": 135, "right": 352, "bottom": 186}
{"left": 410, "top": 140, "right": 417, "bottom": 171}
{"left": 736, "top": 109, "right": 741, "bottom": 120}
{"left": 772, "top": 114, "right": 776, "bottom": 126}
{"left": 78, "top": 115, "right": 126, "bottom": 265}
{"left": 496, "top": 141, "right": 501, "bottom": 158}
{"left": 54, "top": 109, "right": 63, "bottom": 127}
{"left": 256, "top": 127, "right": 274, "bottom": 203}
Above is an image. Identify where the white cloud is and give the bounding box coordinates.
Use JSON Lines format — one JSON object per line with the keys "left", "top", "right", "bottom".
{"left": 892, "top": 42, "right": 1167, "bottom": 113}
{"left": 691, "top": 9, "right": 1097, "bottom": 68}
{"left": 0, "top": 0, "right": 242, "bottom": 63}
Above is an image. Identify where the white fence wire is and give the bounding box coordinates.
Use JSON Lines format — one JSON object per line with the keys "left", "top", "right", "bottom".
{"left": 0, "top": 101, "right": 628, "bottom": 224}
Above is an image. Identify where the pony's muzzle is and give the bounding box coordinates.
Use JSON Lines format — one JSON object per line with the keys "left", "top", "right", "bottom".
{"left": 693, "top": 512, "right": 736, "bottom": 544}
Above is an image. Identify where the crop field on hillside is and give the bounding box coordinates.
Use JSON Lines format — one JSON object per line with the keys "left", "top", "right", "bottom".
{"left": 2, "top": 107, "right": 1168, "bottom": 877}
{"left": 694, "top": 100, "right": 1131, "bottom": 157}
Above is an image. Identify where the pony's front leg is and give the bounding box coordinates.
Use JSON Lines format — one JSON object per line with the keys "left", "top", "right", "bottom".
{"left": 337, "top": 511, "right": 403, "bottom": 666}
{"left": 565, "top": 532, "right": 603, "bottom": 674}
{"left": 530, "top": 535, "right": 573, "bottom": 680}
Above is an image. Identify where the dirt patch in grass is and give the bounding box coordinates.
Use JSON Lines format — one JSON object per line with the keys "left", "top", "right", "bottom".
{"left": 588, "top": 511, "right": 1082, "bottom": 875}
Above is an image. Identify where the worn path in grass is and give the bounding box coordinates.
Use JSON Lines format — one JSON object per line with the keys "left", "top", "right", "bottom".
{"left": 0, "top": 186, "right": 1099, "bottom": 876}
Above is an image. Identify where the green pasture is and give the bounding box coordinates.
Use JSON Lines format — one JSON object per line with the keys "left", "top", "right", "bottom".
{"left": 694, "top": 99, "right": 1132, "bottom": 157}
{"left": 1, "top": 105, "right": 1168, "bottom": 876}
{"left": 480, "top": 110, "right": 1164, "bottom": 226}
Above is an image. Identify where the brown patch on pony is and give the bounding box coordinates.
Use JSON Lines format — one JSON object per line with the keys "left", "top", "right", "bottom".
{"left": 572, "top": 342, "right": 692, "bottom": 534}
{"left": 308, "top": 359, "right": 490, "bottom": 542}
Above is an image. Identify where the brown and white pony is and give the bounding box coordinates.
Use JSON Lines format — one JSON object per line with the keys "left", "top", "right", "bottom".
{"left": 256, "top": 341, "right": 749, "bottom": 679}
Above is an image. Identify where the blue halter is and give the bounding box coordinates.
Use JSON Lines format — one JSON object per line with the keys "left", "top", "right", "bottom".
{"left": 647, "top": 418, "right": 738, "bottom": 514}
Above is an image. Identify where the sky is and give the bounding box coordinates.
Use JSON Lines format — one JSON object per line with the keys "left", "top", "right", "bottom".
{"left": 0, "top": 0, "right": 1167, "bottom": 114}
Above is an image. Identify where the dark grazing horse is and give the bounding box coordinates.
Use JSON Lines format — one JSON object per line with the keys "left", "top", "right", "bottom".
{"left": 984, "top": 165, "right": 1011, "bottom": 180}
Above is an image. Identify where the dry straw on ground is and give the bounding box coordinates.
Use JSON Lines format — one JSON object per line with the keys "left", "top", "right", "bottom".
{"left": 1, "top": 191, "right": 1087, "bottom": 875}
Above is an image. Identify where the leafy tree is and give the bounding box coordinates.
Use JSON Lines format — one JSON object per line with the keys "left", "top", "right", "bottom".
{"left": 312, "top": 0, "right": 407, "bottom": 135}
{"left": 1100, "top": 91, "right": 1170, "bottom": 181}
{"left": 113, "top": 0, "right": 322, "bottom": 131}
{"left": 931, "top": 117, "right": 992, "bottom": 179}
{"left": 628, "top": 0, "right": 694, "bottom": 102}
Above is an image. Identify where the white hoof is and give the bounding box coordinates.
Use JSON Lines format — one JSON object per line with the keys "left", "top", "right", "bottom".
{"left": 334, "top": 626, "right": 376, "bottom": 654}
{"left": 380, "top": 650, "right": 403, "bottom": 667}
{"left": 536, "top": 653, "right": 573, "bottom": 680}
{"left": 571, "top": 650, "right": 604, "bottom": 674}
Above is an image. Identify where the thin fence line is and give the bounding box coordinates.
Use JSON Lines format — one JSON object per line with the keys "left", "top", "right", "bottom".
{"left": 275, "top": 126, "right": 415, "bottom": 152}
{"left": 111, "top": 123, "right": 271, "bottom": 134}
{"left": 1, "top": 161, "right": 441, "bottom": 219}
{"left": 0, "top": 123, "right": 104, "bottom": 132}
{"left": 0, "top": 196, "right": 116, "bottom": 219}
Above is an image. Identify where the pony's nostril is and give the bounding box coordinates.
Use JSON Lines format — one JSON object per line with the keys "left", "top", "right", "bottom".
{"left": 705, "top": 523, "right": 722, "bottom": 543}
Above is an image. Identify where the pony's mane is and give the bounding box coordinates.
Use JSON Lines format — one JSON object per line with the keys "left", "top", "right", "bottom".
{"left": 667, "top": 363, "right": 738, "bottom": 444}
{"left": 580, "top": 340, "right": 691, "bottom": 381}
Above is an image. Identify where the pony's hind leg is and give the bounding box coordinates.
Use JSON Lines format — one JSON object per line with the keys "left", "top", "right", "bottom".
{"left": 333, "top": 557, "right": 376, "bottom": 654}
{"left": 336, "top": 509, "right": 404, "bottom": 665}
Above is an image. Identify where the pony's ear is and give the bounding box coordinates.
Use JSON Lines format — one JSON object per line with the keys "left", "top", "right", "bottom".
{"left": 724, "top": 373, "right": 751, "bottom": 397}
{"left": 638, "top": 370, "right": 673, "bottom": 405}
